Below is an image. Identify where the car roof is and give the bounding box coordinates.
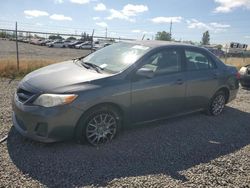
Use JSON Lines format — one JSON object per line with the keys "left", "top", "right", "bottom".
{"left": 125, "top": 40, "right": 199, "bottom": 49}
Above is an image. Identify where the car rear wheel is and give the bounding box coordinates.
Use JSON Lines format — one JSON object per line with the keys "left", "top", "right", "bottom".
{"left": 207, "top": 91, "right": 226, "bottom": 116}
{"left": 76, "top": 105, "right": 121, "bottom": 146}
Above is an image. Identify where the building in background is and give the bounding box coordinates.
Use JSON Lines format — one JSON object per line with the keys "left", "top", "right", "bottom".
{"left": 222, "top": 42, "right": 248, "bottom": 56}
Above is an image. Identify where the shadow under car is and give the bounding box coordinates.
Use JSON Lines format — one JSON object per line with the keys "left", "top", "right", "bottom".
{"left": 7, "top": 106, "right": 250, "bottom": 187}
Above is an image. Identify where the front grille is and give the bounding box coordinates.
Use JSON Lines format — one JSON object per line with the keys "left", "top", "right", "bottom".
{"left": 16, "top": 88, "right": 35, "bottom": 103}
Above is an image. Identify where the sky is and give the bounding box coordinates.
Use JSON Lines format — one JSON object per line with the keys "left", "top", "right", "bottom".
{"left": 1, "top": 0, "right": 250, "bottom": 44}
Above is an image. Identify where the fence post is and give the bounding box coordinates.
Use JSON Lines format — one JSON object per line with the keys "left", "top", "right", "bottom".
{"left": 15, "top": 22, "right": 19, "bottom": 71}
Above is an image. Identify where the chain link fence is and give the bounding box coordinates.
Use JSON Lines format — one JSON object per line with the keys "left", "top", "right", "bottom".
{"left": 0, "top": 26, "right": 134, "bottom": 77}
{"left": 0, "top": 27, "right": 250, "bottom": 78}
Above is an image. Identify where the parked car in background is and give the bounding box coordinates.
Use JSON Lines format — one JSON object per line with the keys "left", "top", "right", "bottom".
{"left": 63, "top": 40, "right": 72, "bottom": 48}
{"left": 12, "top": 41, "right": 239, "bottom": 146}
{"left": 30, "top": 39, "right": 44, "bottom": 45}
{"left": 68, "top": 41, "right": 83, "bottom": 48}
{"left": 75, "top": 42, "right": 85, "bottom": 49}
{"left": 46, "top": 41, "right": 54, "bottom": 47}
{"left": 92, "top": 44, "right": 103, "bottom": 51}
{"left": 22, "top": 39, "right": 30, "bottom": 43}
{"left": 239, "top": 65, "right": 250, "bottom": 87}
{"left": 75, "top": 41, "right": 92, "bottom": 49}
{"left": 92, "top": 41, "right": 103, "bottom": 51}
{"left": 38, "top": 39, "right": 52, "bottom": 46}
{"left": 48, "top": 41, "right": 66, "bottom": 48}
{"left": 36, "top": 39, "right": 50, "bottom": 46}
{"left": 37, "top": 40, "right": 45, "bottom": 46}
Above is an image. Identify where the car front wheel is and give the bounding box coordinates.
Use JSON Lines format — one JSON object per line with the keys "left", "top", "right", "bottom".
{"left": 76, "top": 106, "right": 121, "bottom": 146}
{"left": 208, "top": 91, "right": 226, "bottom": 116}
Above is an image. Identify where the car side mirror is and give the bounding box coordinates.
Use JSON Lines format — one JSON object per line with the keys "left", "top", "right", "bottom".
{"left": 136, "top": 68, "right": 154, "bottom": 78}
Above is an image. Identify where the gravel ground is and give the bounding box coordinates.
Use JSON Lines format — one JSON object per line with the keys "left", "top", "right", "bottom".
{"left": 0, "top": 40, "right": 90, "bottom": 61}
{"left": 0, "top": 78, "right": 250, "bottom": 187}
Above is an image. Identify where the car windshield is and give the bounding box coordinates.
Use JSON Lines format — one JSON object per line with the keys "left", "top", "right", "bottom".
{"left": 82, "top": 42, "right": 151, "bottom": 73}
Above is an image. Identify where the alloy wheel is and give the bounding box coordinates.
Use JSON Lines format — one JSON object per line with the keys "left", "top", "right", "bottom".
{"left": 86, "top": 113, "right": 117, "bottom": 145}
{"left": 211, "top": 94, "right": 225, "bottom": 115}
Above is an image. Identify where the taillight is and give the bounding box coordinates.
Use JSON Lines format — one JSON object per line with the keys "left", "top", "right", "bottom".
{"left": 236, "top": 72, "right": 241, "bottom": 80}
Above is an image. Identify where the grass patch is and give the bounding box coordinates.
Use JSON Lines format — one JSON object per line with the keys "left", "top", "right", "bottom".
{"left": 221, "top": 57, "right": 250, "bottom": 70}
{"left": 0, "top": 58, "right": 56, "bottom": 78}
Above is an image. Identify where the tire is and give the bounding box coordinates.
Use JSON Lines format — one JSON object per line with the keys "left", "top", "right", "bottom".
{"left": 207, "top": 91, "right": 226, "bottom": 116}
{"left": 75, "top": 105, "right": 122, "bottom": 146}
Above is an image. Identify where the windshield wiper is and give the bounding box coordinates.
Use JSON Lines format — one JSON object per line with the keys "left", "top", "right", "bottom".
{"left": 81, "top": 62, "right": 104, "bottom": 73}
{"left": 72, "top": 56, "right": 85, "bottom": 61}
{"left": 72, "top": 57, "right": 103, "bottom": 73}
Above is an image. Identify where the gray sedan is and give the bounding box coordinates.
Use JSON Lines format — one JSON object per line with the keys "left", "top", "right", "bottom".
{"left": 12, "top": 41, "right": 239, "bottom": 146}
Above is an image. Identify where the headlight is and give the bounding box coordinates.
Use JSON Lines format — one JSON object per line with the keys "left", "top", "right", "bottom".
{"left": 33, "top": 94, "right": 77, "bottom": 107}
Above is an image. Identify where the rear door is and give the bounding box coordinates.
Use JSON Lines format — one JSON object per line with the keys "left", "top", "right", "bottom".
{"left": 184, "top": 48, "right": 220, "bottom": 110}
{"left": 130, "top": 47, "right": 187, "bottom": 123}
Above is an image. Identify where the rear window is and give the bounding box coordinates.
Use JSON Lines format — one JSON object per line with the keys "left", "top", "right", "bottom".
{"left": 185, "top": 50, "right": 215, "bottom": 71}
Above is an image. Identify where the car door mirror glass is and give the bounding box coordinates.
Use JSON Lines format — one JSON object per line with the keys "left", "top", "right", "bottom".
{"left": 136, "top": 68, "right": 154, "bottom": 78}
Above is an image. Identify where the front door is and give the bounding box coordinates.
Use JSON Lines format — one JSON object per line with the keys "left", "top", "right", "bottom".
{"left": 130, "top": 48, "right": 187, "bottom": 123}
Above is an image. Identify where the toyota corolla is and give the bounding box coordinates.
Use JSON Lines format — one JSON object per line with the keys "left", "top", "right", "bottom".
{"left": 12, "top": 41, "right": 239, "bottom": 146}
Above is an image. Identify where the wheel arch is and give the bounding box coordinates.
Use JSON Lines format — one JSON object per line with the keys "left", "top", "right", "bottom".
{"left": 74, "top": 102, "right": 125, "bottom": 143}
{"left": 85, "top": 102, "right": 124, "bottom": 117}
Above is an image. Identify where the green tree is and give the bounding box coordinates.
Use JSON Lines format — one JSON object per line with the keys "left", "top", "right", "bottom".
{"left": 155, "top": 31, "right": 171, "bottom": 41}
{"left": 201, "top": 31, "right": 210, "bottom": 45}
{"left": 67, "top": 36, "right": 76, "bottom": 41}
{"left": 0, "top": 31, "right": 12, "bottom": 38}
{"left": 0, "top": 31, "right": 7, "bottom": 38}
{"left": 48, "top": 34, "right": 63, "bottom": 40}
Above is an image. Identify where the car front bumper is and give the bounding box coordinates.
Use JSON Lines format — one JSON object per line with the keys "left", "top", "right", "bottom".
{"left": 12, "top": 94, "right": 83, "bottom": 143}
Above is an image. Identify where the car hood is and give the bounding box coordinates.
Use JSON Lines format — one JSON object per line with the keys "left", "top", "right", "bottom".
{"left": 21, "top": 60, "right": 111, "bottom": 92}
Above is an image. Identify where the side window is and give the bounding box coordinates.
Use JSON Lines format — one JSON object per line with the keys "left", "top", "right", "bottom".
{"left": 185, "top": 50, "right": 214, "bottom": 71}
{"left": 141, "top": 49, "right": 182, "bottom": 76}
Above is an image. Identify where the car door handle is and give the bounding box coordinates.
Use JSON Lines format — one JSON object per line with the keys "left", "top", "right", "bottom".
{"left": 213, "top": 73, "right": 219, "bottom": 79}
{"left": 175, "top": 79, "right": 184, "bottom": 85}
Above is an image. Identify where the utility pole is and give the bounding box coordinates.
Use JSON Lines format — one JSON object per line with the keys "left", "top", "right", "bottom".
{"left": 15, "top": 22, "right": 19, "bottom": 71}
{"left": 170, "top": 19, "right": 172, "bottom": 40}
{"left": 105, "top": 27, "right": 107, "bottom": 38}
